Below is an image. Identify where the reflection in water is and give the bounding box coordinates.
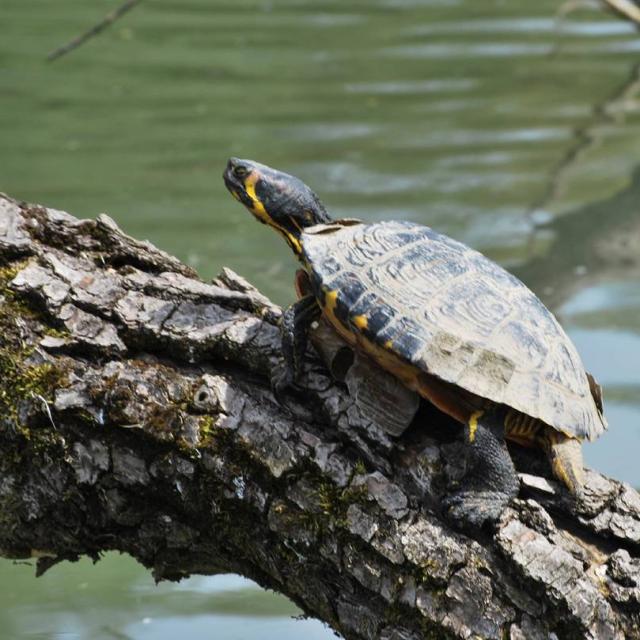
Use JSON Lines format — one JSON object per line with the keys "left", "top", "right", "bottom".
{"left": 515, "top": 170, "right": 640, "bottom": 481}
{"left": 517, "top": 165, "right": 640, "bottom": 326}
{"left": 526, "top": 58, "right": 640, "bottom": 231}
{"left": 1, "top": 0, "right": 640, "bottom": 638}
{"left": 0, "top": 555, "right": 331, "bottom": 640}
{"left": 344, "top": 78, "right": 479, "bottom": 94}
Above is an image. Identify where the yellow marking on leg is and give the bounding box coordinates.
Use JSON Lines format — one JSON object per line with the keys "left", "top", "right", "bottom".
{"left": 504, "top": 410, "right": 518, "bottom": 433}
{"left": 352, "top": 314, "right": 368, "bottom": 330}
{"left": 384, "top": 339, "right": 393, "bottom": 349}
{"left": 468, "top": 410, "right": 484, "bottom": 443}
{"left": 505, "top": 410, "right": 541, "bottom": 445}
{"left": 525, "top": 416, "right": 539, "bottom": 439}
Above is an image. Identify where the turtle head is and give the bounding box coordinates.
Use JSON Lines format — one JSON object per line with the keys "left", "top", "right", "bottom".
{"left": 223, "top": 157, "right": 331, "bottom": 256}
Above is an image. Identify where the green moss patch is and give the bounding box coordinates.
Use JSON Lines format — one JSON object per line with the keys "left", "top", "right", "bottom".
{"left": 0, "top": 260, "right": 66, "bottom": 434}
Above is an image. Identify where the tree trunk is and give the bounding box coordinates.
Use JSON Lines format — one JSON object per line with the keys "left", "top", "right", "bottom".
{"left": 0, "top": 194, "right": 638, "bottom": 640}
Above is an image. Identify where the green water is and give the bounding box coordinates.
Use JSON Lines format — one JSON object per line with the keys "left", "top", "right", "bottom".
{"left": 2, "top": 0, "right": 640, "bottom": 637}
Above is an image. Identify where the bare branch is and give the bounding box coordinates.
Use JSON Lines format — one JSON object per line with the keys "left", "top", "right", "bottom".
{"left": 47, "top": 0, "right": 143, "bottom": 62}
{"left": 525, "top": 60, "right": 640, "bottom": 232}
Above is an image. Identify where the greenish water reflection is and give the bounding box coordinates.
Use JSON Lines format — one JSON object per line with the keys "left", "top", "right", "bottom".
{"left": 2, "top": 0, "right": 639, "bottom": 638}
{"left": 0, "top": 554, "right": 330, "bottom": 639}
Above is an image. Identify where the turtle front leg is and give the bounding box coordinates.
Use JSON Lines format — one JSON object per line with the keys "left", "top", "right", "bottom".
{"left": 272, "top": 294, "right": 321, "bottom": 401}
{"left": 443, "top": 406, "right": 520, "bottom": 529}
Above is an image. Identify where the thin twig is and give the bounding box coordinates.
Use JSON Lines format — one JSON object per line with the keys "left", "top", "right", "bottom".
{"left": 523, "top": 60, "right": 640, "bottom": 258}
{"left": 47, "top": 0, "right": 143, "bottom": 62}
{"left": 543, "top": 0, "right": 640, "bottom": 223}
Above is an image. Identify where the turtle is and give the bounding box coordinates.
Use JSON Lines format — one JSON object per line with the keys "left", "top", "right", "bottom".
{"left": 222, "top": 157, "right": 607, "bottom": 526}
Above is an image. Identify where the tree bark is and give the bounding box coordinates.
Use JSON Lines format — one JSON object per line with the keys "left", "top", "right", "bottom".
{"left": 0, "top": 193, "right": 638, "bottom": 640}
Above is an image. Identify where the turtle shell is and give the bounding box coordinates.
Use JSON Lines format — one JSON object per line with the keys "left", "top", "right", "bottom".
{"left": 301, "top": 220, "right": 606, "bottom": 440}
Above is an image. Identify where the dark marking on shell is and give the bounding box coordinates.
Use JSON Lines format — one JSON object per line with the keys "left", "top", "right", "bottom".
{"left": 301, "top": 220, "right": 606, "bottom": 440}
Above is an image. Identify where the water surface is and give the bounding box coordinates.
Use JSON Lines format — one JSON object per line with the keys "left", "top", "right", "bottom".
{"left": 1, "top": 0, "right": 639, "bottom": 637}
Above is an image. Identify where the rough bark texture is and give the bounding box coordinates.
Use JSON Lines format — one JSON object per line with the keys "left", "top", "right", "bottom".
{"left": 0, "top": 193, "right": 639, "bottom": 640}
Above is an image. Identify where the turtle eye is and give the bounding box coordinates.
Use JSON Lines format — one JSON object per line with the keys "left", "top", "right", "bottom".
{"left": 233, "top": 165, "right": 249, "bottom": 180}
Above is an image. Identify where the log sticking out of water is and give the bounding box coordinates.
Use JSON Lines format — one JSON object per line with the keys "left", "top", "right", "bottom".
{"left": 0, "top": 193, "right": 639, "bottom": 640}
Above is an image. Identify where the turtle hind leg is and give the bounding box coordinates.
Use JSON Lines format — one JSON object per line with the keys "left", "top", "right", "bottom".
{"left": 443, "top": 406, "right": 520, "bottom": 529}
{"left": 272, "top": 294, "right": 321, "bottom": 401}
{"left": 543, "top": 428, "right": 585, "bottom": 495}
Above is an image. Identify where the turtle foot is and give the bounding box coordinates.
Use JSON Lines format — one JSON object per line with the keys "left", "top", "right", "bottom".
{"left": 443, "top": 406, "right": 520, "bottom": 530}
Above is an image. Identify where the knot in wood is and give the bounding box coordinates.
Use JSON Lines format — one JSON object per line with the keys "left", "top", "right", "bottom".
{"left": 193, "top": 374, "right": 231, "bottom": 413}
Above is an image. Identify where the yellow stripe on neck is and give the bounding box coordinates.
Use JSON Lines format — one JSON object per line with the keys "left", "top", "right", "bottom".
{"left": 244, "top": 172, "right": 301, "bottom": 254}
{"left": 245, "top": 173, "right": 270, "bottom": 222}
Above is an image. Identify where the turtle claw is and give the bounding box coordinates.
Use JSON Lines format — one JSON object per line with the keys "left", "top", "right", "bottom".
{"left": 443, "top": 490, "right": 510, "bottom": 530}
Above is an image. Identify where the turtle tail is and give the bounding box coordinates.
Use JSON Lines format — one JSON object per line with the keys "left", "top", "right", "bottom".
{"left": 543, "top": 428, "right": 585, "bottom": 494}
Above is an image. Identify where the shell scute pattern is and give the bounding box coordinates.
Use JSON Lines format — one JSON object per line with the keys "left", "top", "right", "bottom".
{"left": 347, "top": 291, "right": 395, "bottom": 338}
{"left": 376, "top": 241, "right": 470, "bottom": 300}
{"left": 507, "top": 371, "right": 542, "bottom": 418}
{"left": 303, "top": 221, "right": 606, "bottom": 439}
{"left": 500, "top": 321, "right": 549, "bottom": 371}
{"left": 331, "top": 271, "right": 368, "bottom": 307}
{"left": 456, "top": 349, "right": 515, "bottom": 399}
{"left": 432, "top": 278, "right": 514, "bottom": 340}
{"left": 422, "top": 331, "right": 478, "bottom": 381}
{"left": 470, "top": 250, "right": 524, "bottom": 289}
{"left": 315, "top": 253, "right": 342, "bottom": 276}
{"left": 339, "top": 224, "right": 418, "bottom": 269}
{"left": 547, "top": 343, "right": 584, "bottom": 395}
{"left": 384, "top": 317, "right": 429, "bottom": 361}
